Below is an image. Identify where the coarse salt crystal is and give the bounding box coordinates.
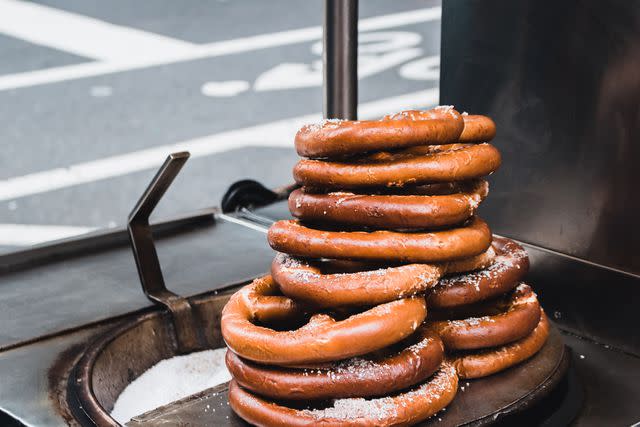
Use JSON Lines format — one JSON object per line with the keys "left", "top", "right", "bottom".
{"left": 111, "top": 348, "right": 230, "bottom": 424}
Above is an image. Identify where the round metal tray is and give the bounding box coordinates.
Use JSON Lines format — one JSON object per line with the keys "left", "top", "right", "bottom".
{"left": 66, "top": 289, "right": 571, "bottom": 426}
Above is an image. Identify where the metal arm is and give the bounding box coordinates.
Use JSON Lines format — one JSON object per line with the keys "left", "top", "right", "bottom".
{"left": 128, "top": 152, "right": 204, "bottom": 353}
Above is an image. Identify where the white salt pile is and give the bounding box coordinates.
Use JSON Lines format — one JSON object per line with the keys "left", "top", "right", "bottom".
{"left": 111, "top": 347, "right": 230, "bottom": 424}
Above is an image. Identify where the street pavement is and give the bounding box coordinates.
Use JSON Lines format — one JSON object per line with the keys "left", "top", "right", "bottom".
{"left": 0, "top": 0, "right": 441, "bottom": 251}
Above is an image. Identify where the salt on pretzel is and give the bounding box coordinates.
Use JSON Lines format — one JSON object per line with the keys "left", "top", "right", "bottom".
{"left": 295, "top": 107, "right": 465, "bottom": 159}
{"left": 429, "top": 284, "right": 541, "bottom": 350}
{"left": 268, "top": 216, "right": 492, "bottom": 263}
{"left": 228, "top": 364, "right": 458, "bottom": 427}
{"left": 451, "top": 311, "right": 550, "bottom": 379}
{"left": 293, "top": 143, "right": 501, "bottom": 189}
{"left": 288, "top": 179, "right": 489, "bottom": 229}
{"left": 427, "top": 237, "right": 529, "bottom": 308}
{"left": 221, "top": 276, "right": 427, "bottom": 365}
{"left": 225, "top": 327, "right": 444, "bottom": 401}
{"left": 271, "top": 247, "right": 495, "bottom": 308}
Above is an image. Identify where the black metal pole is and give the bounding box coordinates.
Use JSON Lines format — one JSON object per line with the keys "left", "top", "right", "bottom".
{"left": 323, "top": 0, "right": 358, "bottom": 120}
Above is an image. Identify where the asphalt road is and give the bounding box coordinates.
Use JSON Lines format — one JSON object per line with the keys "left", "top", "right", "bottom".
{"left": 0, "top": 0, "right": 442, "bottom": 251}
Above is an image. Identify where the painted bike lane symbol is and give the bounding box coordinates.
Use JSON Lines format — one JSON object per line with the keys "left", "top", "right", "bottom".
{"left": 201, "top": 31, "right": 439, "bottom": 97}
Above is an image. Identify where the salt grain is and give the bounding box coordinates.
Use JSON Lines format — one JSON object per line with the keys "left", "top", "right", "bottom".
{"left": 304, "top": 118, "right": 346, "bottom": 132}
{"left": 439, "top": 244, "right": 528, "bottom": 293}
{"left": 110, "top": 348, "right": 230, "bottom": 424}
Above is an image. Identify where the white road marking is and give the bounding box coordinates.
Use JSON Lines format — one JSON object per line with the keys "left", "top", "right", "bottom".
{"left": 0, "top": 223, "right": 96, "bottom": 246}
{"left": 90, "top": 85, "right": 113, "bottom": 97}
{"left": 254, "top": 31, "right": 424, "bottom": 91}
{"left": 0, "top": 0, "right": 195, "bottom": 61}
{"left": 0, "top": 6, "right": 441, "bottom": 91}
{"left": 201, "top": 80, "right": 250, "bottom": 97}
{"left": 254, "top": 48, "right": 423, "bottom": 91}
{"left": 399, "top": 55, "right": 440, "bottom": 81}
{"left": 0, "top": 88, "right": 439, "bottom": 202}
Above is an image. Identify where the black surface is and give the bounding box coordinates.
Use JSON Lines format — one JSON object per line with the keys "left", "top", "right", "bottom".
{"left": 526, "top": 244, "right": 640, "bottom": 356}
{"left": 492, "top": 358, "right": 582, "bottom": 427}
{"left": 440, "top": 0, "right": 640, "bottom": 276}
{"left": 221, "top": 180, "right": 279, "bottom": 213}
{"left": 563, "top": 333, "right": 640, "bottom": 426}
{"left": 0, "top": 409, "right": 23, "bottom": 427}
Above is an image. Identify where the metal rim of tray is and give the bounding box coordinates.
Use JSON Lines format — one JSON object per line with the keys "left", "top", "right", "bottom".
{"left": 66, "top": 296, "right": 571, "bottom": 427}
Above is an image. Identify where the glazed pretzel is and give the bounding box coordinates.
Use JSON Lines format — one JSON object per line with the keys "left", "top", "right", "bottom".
{"left": 429, "top": 284, "right": 541, "bottom": 350}
{"left": 268, "top": 216, "right": 492, "bottom": 263}
{"left": 295, "top": 106, "right": 465, "bottom": 159}
{"left": 226, "top": 327, "right": 444, "bottom": 401}
{"left": 289, "top": 179, "right": 489, "bottom": 229}
{"left": 228, "top": 364, "right": 458, "bottom": 427}
{"left": 221, "top": 276, "right": 427, "bottom": 365}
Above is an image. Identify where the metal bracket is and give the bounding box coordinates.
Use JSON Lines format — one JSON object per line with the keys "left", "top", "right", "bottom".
{"left": 127, "top": 152, "right": 204, "bottom": 353}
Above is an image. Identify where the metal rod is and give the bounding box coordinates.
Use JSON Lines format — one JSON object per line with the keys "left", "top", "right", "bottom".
{"left": 128, "top": 152, "right": 189, "bottom": 298}
{"left": 323, "top": 0, "right": 358, "bottom": 120}
{"left": 128, "top": 152, "right": 204, "bottom": 353}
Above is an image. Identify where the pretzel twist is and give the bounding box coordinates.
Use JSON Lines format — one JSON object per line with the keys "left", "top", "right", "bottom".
{"left": 451, "top": 311, "right": 550, "bottom": 379}
{"left": 228, "top": 364, "right": 458, "bottom": 427}
{"left": 221, "top": 276, "right": 427, "bottom": 365}
{"left": 271, "top": 247, "right": 495, "bottom": 308}
{"left": 459, "top": 114, "right": 497, "bottom": 143}
{"left": 289, "top": 179, "right": 489, "bottom": 229}
{"left": 294, "top": 143, "right": 501, "bottom": 189}
{"left": 226, "top": 327, "right": 444, "bottom": 401}
{"left": 429, "top": 284, "right": 541, "bottom": 350}
{"left": 427, "top": 236, "right": 530, "bottom": 308}
{"left": 295, "top": 106, "right": 465, "bottom": 159}
{"left": 268, "top": 216, "right": 492, "bottom": 263}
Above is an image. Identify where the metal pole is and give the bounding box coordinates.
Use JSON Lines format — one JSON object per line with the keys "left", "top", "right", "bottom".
{"left": 323, "top": 0, "right": 358, "bottom": 120}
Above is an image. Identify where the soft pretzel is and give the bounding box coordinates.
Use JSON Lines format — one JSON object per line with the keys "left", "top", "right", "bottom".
{"left": 429, "top": 284, "right": 541, "bottom": 350}
{"left": 295, "top": 107, "right": 464, "bottom": 159}
{"left": 226, "top": 327, "right": 444, "bottom": 401}
{"left": 427, "top": 237, "right": 529, "bottom": 308}
{"left": 451, "top": 311, "right": 550, "bottom": 379}
{"left": 268, "top": 216, "right": 492, "bottom": 263}
{"left": 459, "top": 114, "right": 497, "bottom": 143}
{"left": 289, "top": 179, "right": 489, "bottom": 229}
{"left": 293, "top": 143, "right": 501, "bottom": 189}
{"left": 221, "top": 276, "right": 427, "bottom": 365}
{"left": 271, "top": 247, "right": 495, "bottom": 308}
{"left": 228, "top": 363, "right": 458, "bottom": 427}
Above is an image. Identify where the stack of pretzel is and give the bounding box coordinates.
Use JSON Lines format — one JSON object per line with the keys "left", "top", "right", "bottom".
{"left": 221, "top": 107, "right": 549, "bottom": 426}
